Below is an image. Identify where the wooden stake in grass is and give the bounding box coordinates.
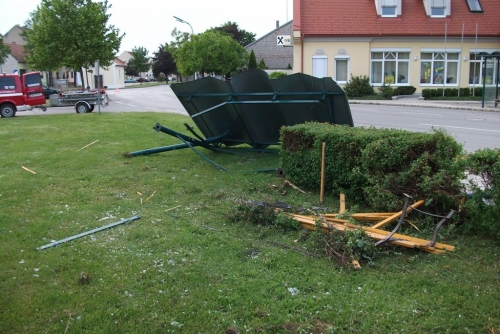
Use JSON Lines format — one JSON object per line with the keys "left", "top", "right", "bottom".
{"left": 320, "top": 142, "right": 326, "bottom": 203}
{"left": 21, "top": 166, "right": 37, "bottom": 174}
{"left": 77, "top": 140, "right": 99, "bottom": 151}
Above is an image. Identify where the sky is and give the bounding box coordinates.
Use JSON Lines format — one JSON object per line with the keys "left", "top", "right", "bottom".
{"left": 0, "top": 0, "right": 293, "bottom": 56}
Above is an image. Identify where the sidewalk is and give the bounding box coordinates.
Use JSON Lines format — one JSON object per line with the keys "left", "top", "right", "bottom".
{"left": 349, "top": 96, "right": 499, "bottom": 112}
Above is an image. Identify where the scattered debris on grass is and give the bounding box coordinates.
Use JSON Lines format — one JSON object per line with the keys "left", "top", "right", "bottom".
{"left": 37, "top": 215, "right": 141, "bottom": 250}
{"left": 21, "top": 166, "right": 36, "bottom": 174}
{"left": 76, "top": 140, "right": 99, "bottom": 151}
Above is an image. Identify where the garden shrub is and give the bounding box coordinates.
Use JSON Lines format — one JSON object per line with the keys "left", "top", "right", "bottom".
{"left": 280, "top": 123, "right": 464, "bottom": 212}
{"left": 344, "top": 75, "right": 374, "bottom": 97}
{"left": 393, "top": 86, "right": 416, "bottom": 95}
{"left": 462, "top": 148, "right": 500, "bottom": 239}
{"left": 269, "top": 71, "right": 288, "bottom": 79}
{"left": 378, "top": 83, "right": 394, "bottom": 99}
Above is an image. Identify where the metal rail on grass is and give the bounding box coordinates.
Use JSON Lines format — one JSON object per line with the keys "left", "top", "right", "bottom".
{"left": 37, "top": 215, "right": 141, "bottom": 250}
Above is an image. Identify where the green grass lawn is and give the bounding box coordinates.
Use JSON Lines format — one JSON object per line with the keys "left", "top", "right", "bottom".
{"left": 1, "top": 112, "right": 499, "bottom": 333}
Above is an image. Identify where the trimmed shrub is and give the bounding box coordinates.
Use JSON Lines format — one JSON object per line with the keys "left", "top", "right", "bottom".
{"left": 460, "top": 87, "right": 471, "bottom": 97}
{"left": 269, "top": 71, "right": 288, "bottom": 79}
{"left": 378, "top": 83, "right": 394, "bottom": 99}
{"left": 393, "top": 86, "right": 416, "bottom": 95}
{"left": 248, "top": 50, "right": 257, "bottom": 69}
{"left": 280, "top": 123, "right": 464, "bottom": 212}
{"left": 462, "top": 148, "right": 500, "bottom": 239}
{"left": 344, "top": 75, "right": 374, "bottom": 97}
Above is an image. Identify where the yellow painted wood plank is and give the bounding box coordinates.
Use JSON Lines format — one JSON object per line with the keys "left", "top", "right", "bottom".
{"left": 371, "top": 200, "right": 425, "bottom": 229}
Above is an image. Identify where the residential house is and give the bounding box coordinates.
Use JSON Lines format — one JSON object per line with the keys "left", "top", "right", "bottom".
{"left": 245, "top": 20, "right": 294, "bottom": 74}
{"left": 118, "top": 50, "right": 154, "bottom": 80}
{"left": 292, "top": 0, "right": 500, "bottom": 93}
{"left": 81, "top": 58, "right": 127, "bottom": 89}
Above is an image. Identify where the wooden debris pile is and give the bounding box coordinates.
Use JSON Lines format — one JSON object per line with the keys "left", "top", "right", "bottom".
{"left": 286, "top": 196, "right": 455, "bottom": 255}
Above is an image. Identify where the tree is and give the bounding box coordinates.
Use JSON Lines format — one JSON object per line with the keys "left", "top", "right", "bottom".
{"left": 258, "top": 59, "right": 267, "bottom": 69}
{"left": 0, "top": 37, "right": 11, "bottom": 65}
{"left": 248, "top": 50, "right": 257, "bottom": 69}
{"left": 24, "top": 0, "right": 124, "bottom": 89}
{"left": 174, "top": 30, "right": 247, "bottom": 78}
{"left": 127, "top": 46, "right": 151, "bottom": 79}
{"left": 210, "top": 21, "right": 256, "bottom": 46}
{"left": 151, "top": 44, "right": 176, "bottom": 79}
{"left": 124, "top": 65, "right": 138, "bottom": 77}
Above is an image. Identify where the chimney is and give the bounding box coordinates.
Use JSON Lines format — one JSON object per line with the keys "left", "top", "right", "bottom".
{"left": 276, "top": 20, "right": 279, "bottom": 28}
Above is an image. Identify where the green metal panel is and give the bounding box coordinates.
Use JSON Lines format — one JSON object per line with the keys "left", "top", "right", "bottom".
{"left": 170, "top": 69, "right": 353, "bottom": 149}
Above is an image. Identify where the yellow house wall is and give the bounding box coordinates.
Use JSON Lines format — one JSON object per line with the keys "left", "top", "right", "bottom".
{"left": 294, "top": 37, "right": 500, "bottom": 94}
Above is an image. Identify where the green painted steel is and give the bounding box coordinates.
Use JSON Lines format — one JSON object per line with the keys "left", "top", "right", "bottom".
{"left": 129, "top": 69, "right": 353, "bottom": 156}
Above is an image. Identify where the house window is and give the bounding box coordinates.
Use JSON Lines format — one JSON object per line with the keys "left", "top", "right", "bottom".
{"left": 370, "top": 52, "right": 410, "bottom": 85}
{"left": 381, "top": 0, "right": 397, "bottom": 16}
{"left": 312, "top": 56, "right": 328, "bottom": 78}
{"left": 431, "top": 0, "right": 446, "bottom": 17}
{"left": 335, "top": 57, "right": 349, "bottom": 83}
{"left": 469, "top": 53, "right": 499, "bottom": 85}
{"left": 420, "top": 52, "right": 459, "bottom": 85}
{"left": 466, "top": 0, "right": 482, "bottom": 12}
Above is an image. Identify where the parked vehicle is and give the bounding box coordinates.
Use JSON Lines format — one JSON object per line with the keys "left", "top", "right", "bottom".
{"left": 43, "top": 85, "right": 60, "bottom": 99}
{"left": 49, "top": 89, "right": 109, "bottom": 113}
{"left": 124, "top": 78, "right": 137, "bottom": 83}
{"left": 137, "top": 78, "right": 149, "bottom": 83}
{"left": 0, "top": 72, "right": 46, "bottom": 118}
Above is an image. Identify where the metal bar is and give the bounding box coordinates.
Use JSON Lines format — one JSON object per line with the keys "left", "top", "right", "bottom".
{"left": 37, "top": 215, "right": 141, "bottom": 250}
{"left": 375, "top": 195, "right": 411, "bottom": 246}
{"left": 175, "top": 135, "right": 229, "bottom": 172}
{"left": 176, "top": 91, "right": 345, "bottom": 98}
{"left": 427, "top": 210, "right": 455, "bottom": 247}
{"left": 190, "top": 99, "right": 324, "bottom": 119}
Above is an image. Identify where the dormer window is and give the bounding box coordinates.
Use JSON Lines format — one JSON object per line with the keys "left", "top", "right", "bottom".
{"left": 431, "top": 0, "right": 446, "bottom": 16}
{"left": 376, "top": 0, "right": 401, "bottom": 17}
{"left": 466, "top": 0, "right": 483, "bottom": 12}
{"left": 382, "top": 0, "right": 396, "bottom": 16}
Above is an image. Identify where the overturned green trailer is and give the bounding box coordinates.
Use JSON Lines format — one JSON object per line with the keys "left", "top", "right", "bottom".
{"left": 128, "top": 69, "right": 353, "bottom": 156}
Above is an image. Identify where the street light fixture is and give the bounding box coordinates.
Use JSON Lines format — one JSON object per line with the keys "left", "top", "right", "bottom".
{"left": 173, "top": 16, "right": 193, "bottom": 34}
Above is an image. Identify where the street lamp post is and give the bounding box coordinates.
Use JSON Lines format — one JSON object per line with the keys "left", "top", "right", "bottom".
{"left": 173, "top": 16, "right": 193, "bottom": 35}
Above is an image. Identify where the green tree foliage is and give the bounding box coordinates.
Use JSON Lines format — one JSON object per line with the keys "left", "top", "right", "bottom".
{"left": 0, "top": 37, "right": 11, "bottom": 65}
{"left": 124, "top": 65, "right": 138, "bottom": 77}
{"left": 258, "top": 59, "right": 267, "bottom": 69}
{"left": 151, "top": 44, "right": 176, "bottom": 79}
{"left": 248, "top": 50, "right": 257, "bottom": 69}
{"left": 24, "top": 0, "right": 124, "bottom": 89}
{"left": 127, "top": 46, "right": 151, "bottom": 79}
{"left": 174, "top": 30, "right": 247, "bottom": 78}
{"left": 210, "top": 21, "right": 256, "bottom": 46}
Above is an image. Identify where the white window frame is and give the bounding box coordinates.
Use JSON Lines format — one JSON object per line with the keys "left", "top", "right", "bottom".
{"left": 334, "top": 56, "right": 350, "bottom": 83}
{"left": 419, "top": 51, "right": 460, "bottom": 86}
{"left": 423, "top": 0, "right": 450, "bottom": 17}
{"left": 370, "top": 50, "right": 411, "bottom": 86}
{"left": 376, "top": 0, "right": 401, "bottom": 17}
{"left": 468, "top": 52, "right": 500, "bottom": 86}
{"left": 312, "top": 55, "right": 328, "bottom": 78}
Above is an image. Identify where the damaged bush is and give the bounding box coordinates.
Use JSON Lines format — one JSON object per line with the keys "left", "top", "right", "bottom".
{"left": 307, "top": 225, "right": 378, "bottom": 267}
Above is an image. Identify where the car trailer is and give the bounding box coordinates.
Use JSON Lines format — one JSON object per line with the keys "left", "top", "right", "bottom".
{"left": 49, "top": 89, "right": 109, "bottom": 113}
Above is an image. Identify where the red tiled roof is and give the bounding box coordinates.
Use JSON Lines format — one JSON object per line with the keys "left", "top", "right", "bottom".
{"left": 114, "top": 57, "right": 126, "bottom": 66}
{"left": 298, "top": 0, "right": 500, "bottom": 37}
{"left": 4, "top": 43, "right": 25, "bottom": 62}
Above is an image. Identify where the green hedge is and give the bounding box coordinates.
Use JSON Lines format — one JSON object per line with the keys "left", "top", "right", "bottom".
{"left": 422, "top": 87, "right": 483, "bottom": 99}
{"left": 280, "top": 123, "right": 464, "bottom": 211}
{"left": 462, "top": 148, "right": 500, "bottom": 239}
